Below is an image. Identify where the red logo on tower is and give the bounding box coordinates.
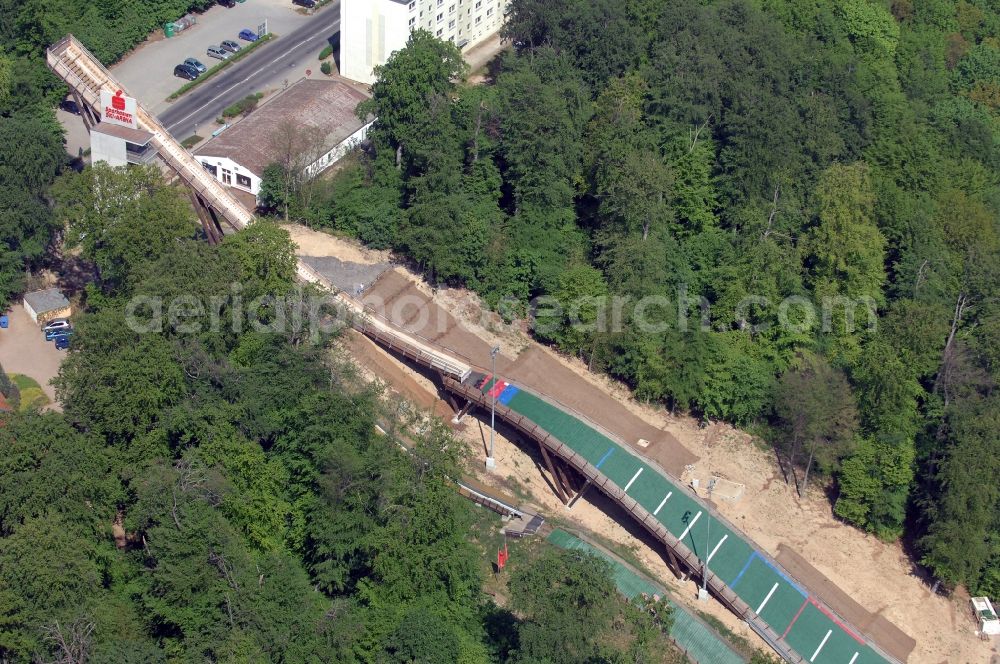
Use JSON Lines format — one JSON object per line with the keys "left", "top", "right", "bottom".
{"left": 100, "top": 89, "right": 138, "bottom": 130}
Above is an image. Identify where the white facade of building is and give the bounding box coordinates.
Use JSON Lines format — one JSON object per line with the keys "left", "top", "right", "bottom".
{"left": 196, "top": 121, "right": 374, "bottom": 197}
{"left": 341, "top": 0, "right": 509, "bottom": 84}
{"left": 196, "top": 156, "right": 262, "bottom": 196}
{"left": 304, "top": 120, "right": 374, "bottom": 177}
{"left": 91, "top": 129, "right": 130, "bottom": 167}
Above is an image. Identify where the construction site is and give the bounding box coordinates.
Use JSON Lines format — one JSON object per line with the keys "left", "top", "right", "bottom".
{"left": 48, "top": 32, "right": 998, "bottom": 664}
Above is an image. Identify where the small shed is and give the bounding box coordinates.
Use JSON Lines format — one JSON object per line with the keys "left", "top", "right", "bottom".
{"left": 22, "top": 288, "right": 71, "bottom": 325}
{"left": 972, "top": 596, "right": 1000, "bottom": 635}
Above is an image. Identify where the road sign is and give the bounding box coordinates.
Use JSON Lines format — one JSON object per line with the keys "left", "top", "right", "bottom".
{"left": 257, "top": 20, "right": 268, "bottom": 37}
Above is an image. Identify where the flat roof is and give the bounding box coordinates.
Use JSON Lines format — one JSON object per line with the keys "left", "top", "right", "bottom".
{"left": 91, "top": 121, "right": 154, "bottom": 144}
{"left": 194, "top": 78, "right": 371, "bottom": 176}
{"left": 23, "top": 288, "right": 69, "bottom": 314}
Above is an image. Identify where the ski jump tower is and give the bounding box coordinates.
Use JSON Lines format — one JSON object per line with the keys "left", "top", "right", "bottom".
{"left": 46, "top": 35, "right": 255, "bottom": 241}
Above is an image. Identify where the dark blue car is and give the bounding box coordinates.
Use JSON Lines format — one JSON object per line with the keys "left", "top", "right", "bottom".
{"left": 239, "top": 28, "right": 259, "bottom": 42}
{"left": 45, "top": 325, "right": 72, "bottom": 341}
{"left": 53, "top": 333, "right": 72, "bottom": 350}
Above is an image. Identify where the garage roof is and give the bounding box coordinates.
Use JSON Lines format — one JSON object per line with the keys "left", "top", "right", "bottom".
{"left": 23, "top": 288, "right": 69, "bottom": 315}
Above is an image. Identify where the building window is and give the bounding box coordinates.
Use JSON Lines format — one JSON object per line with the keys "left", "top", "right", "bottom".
{"left": 475, "top": 0, "right": 481, "bottom": 7}
{"left": 409, "top": 16, "right": 415, "bottom": 25}
{"left": 448, "top": 19, "right": 455, "bottom": 28}
{"left": 436, "top": 12, "right": 443, "bottom": 21}
{"left": 201, "top": 162, "right": 217, "bottom": 176}
{"left": 408, "top": 0, "right": 415, "bottom": 8}
{"left": 221, "top": 168, "right": 232, "bottom": 185}
{"left": 475, "top": 15, "right": 480, "bottom": 24}
{"left": 486, "top": 7, "right": 492, "bottom": 15}
{"left": 236, "top": 174, "right": 252, "bottom": 188}
{"left": 449, "top": 4, "right": 454, "bottom": 12}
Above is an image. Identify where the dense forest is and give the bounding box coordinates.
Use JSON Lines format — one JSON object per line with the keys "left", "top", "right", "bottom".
{"left": 2, "top": 0, "right": 999, "bottom": 652}
{"left": 278, "top": 0, "right": 1000, "bottom": 598}
{"left": 2, "top": 164, "right": 682, "bottom": 661}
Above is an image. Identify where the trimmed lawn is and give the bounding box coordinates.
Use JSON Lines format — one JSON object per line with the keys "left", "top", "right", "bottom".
{"left": 10, "top": 374, "right": 50, "bottom": 411}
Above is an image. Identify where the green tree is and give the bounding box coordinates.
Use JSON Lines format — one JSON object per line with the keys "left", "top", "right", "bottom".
{"left": 220, "top": 220, "right": 297, "bottom": 300}
{"left": 772, "top": 352, "right": 859, "bottom": 495}
{"left": 835, "top": 434, "right": 914, "bottom": 539}
{"left": 535, "top": 264, "right": 608, "bottom": 358}
{"left": 804, "top": 162, "right": 887, "bottom": 307}
{"left": 919, "top": 393, "right": 1000, "bottom": 595}
{"left": 357, "top": 30, "right": 466, "bottom": 174}
{"left": 53, "top": 164, "right": 199, "bottom": 290}
{"left": 509, "top": 548, "right": 619, "bottom": 664}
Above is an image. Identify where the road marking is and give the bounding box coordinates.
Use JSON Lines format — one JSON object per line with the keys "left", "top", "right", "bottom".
{"left": 595, "top": 447, "right": 614, "bottom": 468}
{"left": 165, "top": 22, "right": 337, "bottom": 130}
{"left": 730, "top": 551, "right": 756, "bottom": 588}
{"left": 706, "top": 534, "right": 728, "bottom": 564}
{"left": 623, "top": 468, "right": 643, "bottom": 492}
{"left": 678, "top": 510, "right": 701, "bottom": 541}
{"left": 810, "top": 630, "right": 832, "bottom": 662}
{"left": 781, "top": 597, "right": 810, "bottom": 639}
{"left": 848, "top": 654, "right": 859, "bottom": 664}
{"left": 653, "top": 491, "right": 672, "bottom": 515}
{"left": 755, "top": 582, "right": 779, "bottom": 615}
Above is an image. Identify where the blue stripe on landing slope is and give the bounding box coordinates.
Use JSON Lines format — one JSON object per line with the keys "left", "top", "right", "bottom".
{"left": 729, "top": 551, "right": 757, "bottom": 589}
{"left": 595, "top": 447, "right": 615, "bottom": 468}
{"left": 498, "top": 385, "right": 520, "bottom": 405}
{"left": 763, "top": 558, "right": 807, "bottom": 598}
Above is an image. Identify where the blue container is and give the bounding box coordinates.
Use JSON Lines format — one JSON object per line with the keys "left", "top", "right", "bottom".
{"left": 0, "top": 315, "right": 8, "bottom": 329}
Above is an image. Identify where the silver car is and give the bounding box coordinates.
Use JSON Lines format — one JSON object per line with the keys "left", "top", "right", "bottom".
{"left": 221, "top": 39, "right": 241, "bottom": 53}
{"left": 206, "top": 45, "right": 230, "bottom": 60}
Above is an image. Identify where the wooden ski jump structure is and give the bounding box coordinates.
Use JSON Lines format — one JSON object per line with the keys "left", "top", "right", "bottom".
{"left": 49, "top": 34, "right": 902, "bottom": 664}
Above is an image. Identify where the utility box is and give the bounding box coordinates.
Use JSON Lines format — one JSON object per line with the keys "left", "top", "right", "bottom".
{"left": 971, "top": 597, "right": 1000, "bottom": 635}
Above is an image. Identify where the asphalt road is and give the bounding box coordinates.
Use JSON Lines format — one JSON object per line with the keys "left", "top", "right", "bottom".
{"left": 159, "top": 2, "right": 340, "bottom": 140}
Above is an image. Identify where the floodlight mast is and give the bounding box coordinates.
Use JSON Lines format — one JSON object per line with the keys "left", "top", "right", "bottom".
{"left": 486, "top": 345, "right": 500, "bottom": 470}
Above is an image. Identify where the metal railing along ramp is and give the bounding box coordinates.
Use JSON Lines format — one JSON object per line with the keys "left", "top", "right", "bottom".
{"left": 295, "top": 262, "right": 473, "bottom": 382}
{"left": 46, "top": 35, "right": 255, "bottom": 230}
{"left": 442, "top": 374, "right": 903, "bottom": 664}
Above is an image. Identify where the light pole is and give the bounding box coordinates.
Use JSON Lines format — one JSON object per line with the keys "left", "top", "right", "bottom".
{"left": 699, "top": 515, "right": 710, "bottom": 601}
{"left": 486, "top": 345, "right": 500, "bottom": 470}
{"left": 700, "top": 481, "right": 715, "bottom": 601}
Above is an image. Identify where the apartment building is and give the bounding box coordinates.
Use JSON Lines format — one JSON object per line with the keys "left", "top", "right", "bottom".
{"left": 340, "top": 0, "right": 508, "bottom": 84}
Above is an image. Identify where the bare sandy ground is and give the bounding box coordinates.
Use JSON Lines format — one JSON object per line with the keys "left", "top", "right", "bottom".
{"left": 287, "top": 223, "right": 999, "bottom": 663}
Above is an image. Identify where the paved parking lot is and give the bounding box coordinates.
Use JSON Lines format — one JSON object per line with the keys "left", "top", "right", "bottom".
{"left": 0, "top": 305, "right": 64, "bottom": 407}
{"left": 111, "top": 0, "right": 319, "bottom": 114}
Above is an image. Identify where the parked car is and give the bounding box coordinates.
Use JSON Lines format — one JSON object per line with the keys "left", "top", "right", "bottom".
{"left": 206, "top": 45, "right": 230, "bottom": 60}
{"left": 218, "top": 0, "right": 236, "bottom": 6}
{"left": 221, "top": 39, "right": 242, "bottom": 53}
{"left": 59, "top": 98, "right": 80, "bottom": 114}
{"left": 184, "top": 57, "right": 207, "bottom": 73}
{"left": 238, "top": 28, "right": 259, "bottom": 42}
{"left": 174, "top": 63, "right": 199, "bottom": 80}
{"left": 42, "top": 318, "right": 71, "bottom": 335}
{"left": 53, "top": 333, "right": 71, "bottom": 350}
{"left": 45, "top": 325, "right": 72, "bottom": 341}
{"left": 293, "top": 0, "right": 317, "bottom": 7}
